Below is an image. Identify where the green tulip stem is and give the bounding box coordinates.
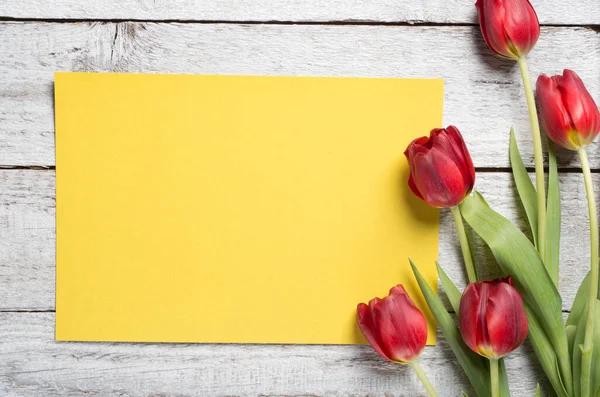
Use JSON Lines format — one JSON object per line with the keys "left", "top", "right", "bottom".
{"left": 410, "top": 361, "right": 438, "bottom": 397}
{"left": 451, "top": 206, "right": 478, "bottom": 283}
{"left": 517, "top": 56, "right": 547, "bottom": 264}
{"left": 490, "top": 358, "right": 500, "bottom": 397}
{"left": 578, "top": 147, "right": 598, "bottom": 397}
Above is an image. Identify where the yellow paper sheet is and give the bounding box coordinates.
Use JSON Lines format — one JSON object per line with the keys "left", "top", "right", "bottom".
{"left": 55, "top": 73, "right": 442, "bottom": 344}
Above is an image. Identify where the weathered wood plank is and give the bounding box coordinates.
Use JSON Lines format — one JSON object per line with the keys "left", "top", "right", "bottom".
{"left": 0, "top": 169, "right": 592, "bottom": 311}
{"left": 0, "top": 312, "right": 545, "bottom": 396}
{"left": 0, "top": 170, "right": 54, "bottom": 311}
{"left": 0, "top": 0, "right": 598, "bottom": 25}
{"left": 0, "top": 22, "right": 598, "bottom": 168}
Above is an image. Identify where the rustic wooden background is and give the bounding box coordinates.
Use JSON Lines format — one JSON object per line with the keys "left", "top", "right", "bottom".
{"left": 0, "top": 0, "right": 598, "bottom": 395}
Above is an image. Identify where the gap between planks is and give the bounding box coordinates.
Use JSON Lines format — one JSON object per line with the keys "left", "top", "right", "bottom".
{"left": 0, "top": 16, "right": 598, "bottom": 29}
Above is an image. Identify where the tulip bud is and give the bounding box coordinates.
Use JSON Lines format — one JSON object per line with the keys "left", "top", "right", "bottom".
{"left": 357, "top": 285, "right": 427, "bottom": 363}
{"left": 536, "top": 69, "right": 600, "bottom": 151}
{"left": 459, "top": 277, "right": 528, "bottom": 359}
{"left": 475, "top": 0, "right": 540, "bottom": 60}
{"left": 404, "top": 126, "right": 475, "bottom": 208}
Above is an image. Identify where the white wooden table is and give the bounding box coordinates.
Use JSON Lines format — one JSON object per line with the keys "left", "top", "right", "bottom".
{"left": 0, "top": 1, "right": 598, "bottom": 395}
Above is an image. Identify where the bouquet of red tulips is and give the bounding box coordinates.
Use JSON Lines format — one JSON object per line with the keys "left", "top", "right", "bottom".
{"left": 356, "top": 0, "right": 600, "bottom": 396}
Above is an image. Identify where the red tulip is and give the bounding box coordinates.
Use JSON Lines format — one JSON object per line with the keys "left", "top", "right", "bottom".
{"left": 357, "top": 285, "right": 427, "bottom": 363}
{"left": 459, "top": 277, "right": 528, "bottom": 359}
{"left": 536, "top": 69, "right": 600, "bottom": 151}
{"left": 404, "top": 126, "right": 475, "bottom": 208}
{"left": 475, "top": 0, "right": 540, "bottom": 60}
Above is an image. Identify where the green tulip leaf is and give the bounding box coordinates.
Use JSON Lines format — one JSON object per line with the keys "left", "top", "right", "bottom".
{"left": 498, "top": 359, "right": 511, "bottom": 397}
{"left": 410, "top": 259, "right": 492, "bottom": 397}
{"left": 566, "top": 324, "right": 578, "bottom": 358}
{"left": 436, "top": 261, "right": 461, "bottom": 314}
{"left": 545, "top": 141, "right": 560, "bottom": 285}
{"left": 554, "top": 359, "right": 570, "bottom": 397}
{"left": 462, "top": 393, "right": 469, "bottom": 397}
{"left": 509, "top": 128, "right": 538, "bottom": 248}
{"left": 567, "top": 272, "right": 591, "bottom": 327}
{"left": 460, "top": 192, "right": 572, "bottom": 395}
{"left": 535, "top": 384, "right": 541, "bottom": 397}
{"left": 572, "top": 301, "right": 598, "bottom": 397}
{"left": 573, "top": 302, "right": 593, "bottom": 396}
{"left": 525, "top": 305, "right": 570, "bottom": 397}
{"left": 590, "top": 302, "right": 600, "bottom": 397}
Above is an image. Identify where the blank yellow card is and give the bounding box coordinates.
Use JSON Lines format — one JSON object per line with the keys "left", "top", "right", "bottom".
{"left": 55, "top": 73, "right": 442, "bottom": 344}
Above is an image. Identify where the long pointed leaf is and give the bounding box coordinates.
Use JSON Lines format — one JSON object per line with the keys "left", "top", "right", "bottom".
{"left": 567, "top": 324, "right": 578, "bottom": 358}
{"left": 567, "top": 272, "right": 591, "bottom": 327}
{"left": 460, "top": 192, "right": 573, "bottom": 395}
{"left": 545, "top": 141, "right": 560, "bottom": 285}
{"left": 535, "top": 384, "right": 541, "bottom": 397}
{"left": 509, "top": 128, "right": 538, "bottom": 248}
{"left": 498, "top": 359, "right": 511, "bottom": 397}
{"left": 591, "top": 303, "right": 600, "bottom": 397}
{"left": 436, "top": 261, "right": 461, "bottom": 313}
{"left": 573, "top": 303, "right": 587, "bottom": 397}
{"left": 410, "top": 259, "right": 492, "bottom": 397}
{"left": 525, "top": 305, "right": 570, "bottom": 397}
{"left": 574, "top": 304, "right": 600, "bottom": 397}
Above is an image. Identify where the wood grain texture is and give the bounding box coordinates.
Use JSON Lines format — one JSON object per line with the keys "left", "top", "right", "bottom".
{"left": 0, "top": 311, "right": 549, "bottom": 397}
{"left": 0, "top": 22, "right": 598, "bottom": 168}
{"left": 0, "top": 0, "right": 598, "bottom": 25}
{"left": 0, "top": 169, "right": 592, "bottom": 311}
{"left": 0, "top": 170, "right": 55, "bottom": 311}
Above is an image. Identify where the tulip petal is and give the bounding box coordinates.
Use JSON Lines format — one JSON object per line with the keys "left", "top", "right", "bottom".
{"left": 536, "top": 74, "right": 578, "bottom": 150}
{"left": 404, "top": 136, "right": 432, "bottom": 201}
{"left": 412, "top": 148, "right": 466, "bottom": 208}
{"left": 389, "top": 284, "right": 411, "bottom": 297}
{"left": 407, "top": 174, "right": 425, "bottom": 201}
{"left": 476, "top": 0, "right": 515, "bottom": 59}
{"left": 443, "top": 126, "right": 476, "bottom": 194}
{"left": 404, "top": 136, "right": 431, "bottom": 159}
{"left": 371, "top": 288, "right": 427, "bottom": 362}
{"left": 486, "top": 282, "right": 528, "bottom": 357}
{"left": 459, "top": 283, "right": 483, "bottom": 354}
{"left": 356, "top": 302, "right": 392, "bottom": 361}
{"left": 475, "top": 283, "right": 492, "bottom": 354}
{"left": 559, "top": 70, "right": 600, "bottom": 145}
{"left": 503, "top": 0, "right": 539, "bottom": 57}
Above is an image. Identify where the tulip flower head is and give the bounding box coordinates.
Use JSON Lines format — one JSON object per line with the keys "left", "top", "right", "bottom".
{"left": 475, "top": 0, "right": 540, "bottom": 60}
{"left": 459, "top": 277, "right": 528, "bottom": 359}
{"left": 357, "top": 285, "right": 427, "bottom": 363}
{"left": 536, "top": 69, "right": 600, "bottom": 151}
{"left": 404, "top": 126, "right": 475, "bottom": 208}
